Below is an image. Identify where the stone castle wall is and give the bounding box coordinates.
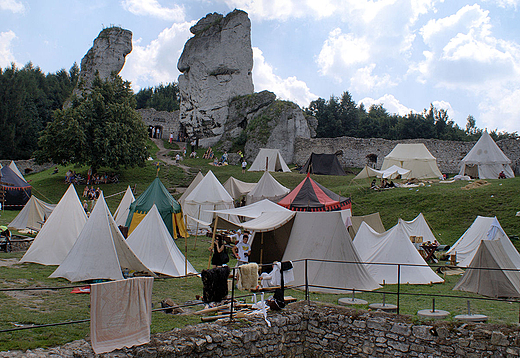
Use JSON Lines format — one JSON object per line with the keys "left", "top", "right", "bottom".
{"left": 10, "top": 302, "right": 520, "bottom": 357}
{"left": 294, "top": 136, "right": 520, "bottom": 174}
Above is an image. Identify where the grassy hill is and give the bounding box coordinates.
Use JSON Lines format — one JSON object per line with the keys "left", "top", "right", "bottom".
{"left": 0, "top": 141, "right": 519, "bottom": 351}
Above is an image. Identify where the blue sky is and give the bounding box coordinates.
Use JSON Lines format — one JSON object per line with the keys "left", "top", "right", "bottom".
{"left": 1, "top": 0, "right": 520, "bottom": 134}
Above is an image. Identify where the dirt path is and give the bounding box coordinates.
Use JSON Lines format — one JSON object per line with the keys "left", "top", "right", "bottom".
{"left": 151, "top": 138, "right": 191, "bottom": 174}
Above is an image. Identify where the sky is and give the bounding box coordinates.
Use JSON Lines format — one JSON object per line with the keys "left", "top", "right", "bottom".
{"left": 1, "top": 0, "right": 520, "bottom": 134}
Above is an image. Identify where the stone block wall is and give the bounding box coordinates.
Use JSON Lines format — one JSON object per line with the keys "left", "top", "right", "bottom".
{"left": 0, "top": 159, "right": 54, "bottom": 175}
{"left": 138, "top": 108, "right": 182, "bottom": 140}
{"left": 294, "top": 136, "right": 520, "bottom": 175}
{"left": 10, "top": 301, "right": 520, "bottom": 357}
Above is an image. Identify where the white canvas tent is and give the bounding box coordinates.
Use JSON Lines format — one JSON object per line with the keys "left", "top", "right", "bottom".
{"left": 50, "top": 193, "right": 154, "bottom": 282}
{"left": 447, "top": 216, "right": 520, "bottom": 268}
{"left": 8, "top": 196, "right": 56, "bottom": 232}
{"left": 126, "top": 205, "right": 197, "bottom": 277}
{"left": 353, "top": 221, "right": 443, "bottom": 284}
{"left": 459, "top": 131, "right": 514, "bottom": 179}
{"left": 381, "top": 143, "right": 442, "bottom": 179}
{"left": 354, "top": 165, "right": 411, "bottom": 180}
{"left": 223, "top": 177, "right": 256, "bottom": 200}
{"left": 20, "top": 184, "right": 87, "bottom": 265}
{"left": 246, "top": 171, "right": 290, "bottom": 205}
{"left": 210, "top": 199, "right": 291, "bottom": 219}
{"left": 282, "top": 212, "right": 381, "bottom": 293}
{"left": 248, "top": 148, "right": 291, "bottom": 172}
{"left": 113, "top": 186, "right": 135, "bottom": 227}
{"left": 183, "top": 170, "right": 235, "bottom": 230}
{"left": 399, "top": 213, "right": 437, "bottom": 244}
{"left": 453, "top": 240, "right": 520, "bottom": 298}
{"left": 178, "top": 171, "right": 204, "bottom": 209}
{"left": 9, "top": 161, "right": 24, "bottom": 180}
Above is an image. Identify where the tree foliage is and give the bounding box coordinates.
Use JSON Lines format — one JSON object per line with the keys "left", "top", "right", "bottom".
{"left": 36, "top": 74, "right": 149, "bottom": 170}
{"left": 135, "top": 83, "right": 180, "bottom": 111}
{"left": 0, "top": 62, "right": 78, "bottom": 159}
{"left": 305, "top": 91, "right": 518, "bottom": 141}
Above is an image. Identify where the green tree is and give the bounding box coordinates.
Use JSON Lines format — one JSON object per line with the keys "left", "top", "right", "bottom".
{"left": 36, "top": 74, "right": 149, "bottom": 170}
{"left": 135, "top": 83, "right": 180, "bottom": 111}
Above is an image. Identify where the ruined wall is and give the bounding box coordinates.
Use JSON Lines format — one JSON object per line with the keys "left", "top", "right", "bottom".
{"left": 137, "top": 108, "right": 181, "bottom": 140}
{"left": 294, "top": 136, "right": 520, "bottom": 174}
{"left": 10, "top": 302, "right": 520, "bottom": 357}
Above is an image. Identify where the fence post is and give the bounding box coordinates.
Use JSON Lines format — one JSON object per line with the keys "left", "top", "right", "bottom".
{"left": 230, "top": 267, "right": 235, "bottom": 320}
{"left": 305, "top": 259, "right": 309, "bottom": 304}
{"left": 397, "top": 264, "right": 401, "bottom": 315}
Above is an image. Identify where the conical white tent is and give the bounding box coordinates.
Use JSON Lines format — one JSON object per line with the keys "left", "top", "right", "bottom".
{"left": 20, "top": 184, "right": 87, "bottom": 265}
{"left": 447, "top": 216, "right": 520, "bottom": 268}
{"left": 50, "top": 192, "right": 154, "bottom": 282}
{"left": 353, "top": 221, "right": 443, "bottom": 284}
{"left": 282, "top": 212, "right": 381, "bottom": 293}
{"left": 113, "top": 186, "right": 135, "bottom": 227}
{"left": 459, "top": 131, "right": 514, "bottom": 179}
{"left": 223, "top": 177, "right": 256, "bottom": 200}
{"left": 399, "top": 213, "right": 437, "bottom": 244}
{"left": 8, "top": 196, "right": 56, "bottom": 232}
{"left": 179, "top": 171, "right": 204, "bottom": 209}
{"left": 381, "top": 143, "right": 442, "bottom": 179}
{"left": 246, "top": 171, "right": 290, "bottom": 205}
{"left": 453, "top": 240, "right": 520, "bottom": 298}
{"left": 248, "top": 148, "right": 291, "bottom": 172}
{"left": 9, "top": 161, "right": 24, "bottom": 180}
{"left": 183, "top": 170, "right": 234, "bottom": 230}
{"left": 126, "top": 205, "right": 197, "bottom": 277}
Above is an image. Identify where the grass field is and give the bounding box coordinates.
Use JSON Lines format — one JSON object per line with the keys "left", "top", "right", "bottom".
{"left": 0, "top": 141, "right": 519, "bottom": 351}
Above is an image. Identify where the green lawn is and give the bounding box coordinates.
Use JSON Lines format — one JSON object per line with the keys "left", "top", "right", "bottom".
{"left": 1, "top": 145, "right": 520, "bottom": 350}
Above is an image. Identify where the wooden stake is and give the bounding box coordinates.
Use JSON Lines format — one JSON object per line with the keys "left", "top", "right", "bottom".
{"left": 193, "top": 205, "right": 201, "bottom": 249}
{"left": 184, "top": 214, "right": 188, "bottom": 280}
{"left": 207, "top": 216, "right": 219, "bottom": 270}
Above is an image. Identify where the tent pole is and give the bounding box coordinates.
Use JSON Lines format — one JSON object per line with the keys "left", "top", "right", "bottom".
{"left": 259, "top": 232, "right": 264, "bottom": 268}
{"left": 208, "top": 216, "right": 219, "bottom": 270}
{"left": 184, "top": 214, "right": 188, "bottom": 280}
{"left": 193, "top": 205, "right": 201, "bottom": 249}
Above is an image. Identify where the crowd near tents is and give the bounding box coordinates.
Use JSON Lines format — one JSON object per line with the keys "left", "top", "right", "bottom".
{"left": 6, "top": 140, "right": 520, "bottom": 310}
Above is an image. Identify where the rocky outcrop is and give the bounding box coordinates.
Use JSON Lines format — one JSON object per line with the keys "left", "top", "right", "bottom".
{"left": 177, "top": 10, "right": 254, "bottom": 143}
{"left": 67, "top": 27, "right": 132, "bottom": 106}
{"left": 218, "top": 91, "right": 312, "bottom": 163}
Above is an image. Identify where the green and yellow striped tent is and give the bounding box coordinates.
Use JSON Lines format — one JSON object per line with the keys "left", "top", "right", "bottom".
{"left": 125, "top": 177, "right": 187, "bottom": 238}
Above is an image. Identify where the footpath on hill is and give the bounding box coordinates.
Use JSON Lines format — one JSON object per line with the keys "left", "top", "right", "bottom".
{"left": 151, "top": 138, "right": 191, "bottom": 175}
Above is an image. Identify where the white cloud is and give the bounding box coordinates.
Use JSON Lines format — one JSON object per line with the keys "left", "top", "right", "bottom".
{"left": 431, "top": 100, "right": 455, "bottom": 119}
{"left": 121, "top": 0, "right": 185, "bottom": 21}
{"left": 477, "top": 86, "right": 520, "bottom": 133}
{"left": 316, "top": 28, "right": 370, "bottom": 81}
{"left": 359, "top": 94, "right": 416, "bottom": 116}
{"left": 120, "top": 21, "right": 194, "bottom": 91}
{"left": 253, "top": 47, "right": 318, "bottom": 107}
{"left": 417, "top": 4, "right": 520, "bottom": 87}
{"left": 350, "top": 64, "right": 398, "bottom": 93}
{"left": 0, "top": 30, "right": 16, "bottom": 68}
{"left": 0, "top": 0, "right": 25, "bottom": 13}
{"left": 483, "top": 0, "right": 519, "bottom": 9}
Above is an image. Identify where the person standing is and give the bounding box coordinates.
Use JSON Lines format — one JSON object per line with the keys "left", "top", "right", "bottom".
{"left": 241, "top": 159, "right": 247, "bottom": 174}
{"left": 232, "top": 234, "right": 251, "bottom": 266}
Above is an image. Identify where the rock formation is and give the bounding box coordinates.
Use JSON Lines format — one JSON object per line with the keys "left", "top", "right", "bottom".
{"left": 220, "top": 91, "right": 316, "bottom": 163}
{"left": 67, "top": 27, "right": 132, "bottom": 106}
{"left": 177, "top": 10, "right": 254, "bottom": 143}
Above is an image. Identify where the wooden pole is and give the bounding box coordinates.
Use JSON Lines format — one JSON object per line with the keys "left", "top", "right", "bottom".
{"left": 184, "top": 214, "right": 188, "bottom": 280}
{"left": 208, "top": 216, "right": 219, "bottom": 270}
{"left": 193, "top": 205, "right": 201, "bottom": 249}
{"left": 259, "top": 231, "right": 264, "bottom": 267}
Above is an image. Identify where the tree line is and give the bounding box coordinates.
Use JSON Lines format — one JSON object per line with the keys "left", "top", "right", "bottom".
{"left": 0, "top": 62, "right": 516, "bottom": 164}
{"left": 305, "top": 92, "right": 517, "bottom": 142}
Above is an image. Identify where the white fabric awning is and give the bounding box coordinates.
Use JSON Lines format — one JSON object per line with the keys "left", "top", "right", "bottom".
{"left": 206, "top": 199, "right": 290, "bottom": 219}
{"left": 239, "top": 211, "right": 295, "bottom": 232}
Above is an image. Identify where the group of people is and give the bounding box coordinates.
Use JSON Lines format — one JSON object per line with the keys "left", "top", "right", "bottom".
{"left": 64, "top": 170, "right": 82, "bottom": 184}
{"left": 202, "top": 147, "right": 214, "bottom": 159}
{"left": 83, "top": 185, "right": 101, "bottom": 201}
{"left": 210, "top": 230, "right": 252, "bottom": 268}
{"left": 370, "top": 178, "right": 396, "bottom": 189}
